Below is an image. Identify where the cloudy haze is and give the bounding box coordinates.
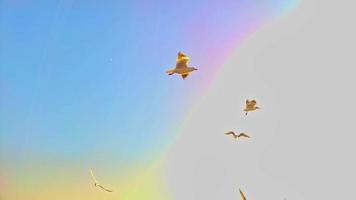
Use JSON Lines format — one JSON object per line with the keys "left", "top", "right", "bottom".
{"left": 163, "top": 0, "right": 356, "bottom": 199}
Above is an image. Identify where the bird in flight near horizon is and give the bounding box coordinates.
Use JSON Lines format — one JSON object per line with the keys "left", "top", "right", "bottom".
{"left": 166, "top": 51, "right": 198, "bottom": 79}
{"left": 239, "top": 188, "right": 247, "bottom": 200}
{"left": 89, "top": 169, "right": 113, "bottom": 193}
{"left": 244, "top": 99, "right": 260, "bottom": 115}
{"left": 225, "top": 131, "right": 250, "bottom": 140}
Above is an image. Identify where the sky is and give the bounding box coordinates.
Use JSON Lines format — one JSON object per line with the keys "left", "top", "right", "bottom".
{"left": 0, "top": 0, "right": 333, "bottom": 199}
{"left": 164, "top": 1, "right": 356, "bottom": 200}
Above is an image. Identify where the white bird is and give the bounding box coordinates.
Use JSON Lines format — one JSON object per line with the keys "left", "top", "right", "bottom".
{"left": 239, "top": 188, "right": 247, "bottom": 200}
{"left": 243, "top": 99, "right": 260, "bottom": 115}
{"left": 89, "top": 169, "right": 113, "bottom": 192}
{"left": 225, "top": 131, "right": 250, "bottom": 140}
{"left": 166, "top": 51, "right": 198, "bottom": 79}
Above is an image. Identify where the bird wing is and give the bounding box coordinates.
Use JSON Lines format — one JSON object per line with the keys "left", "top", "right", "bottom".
{"left": 226, "top": 131, "right": 238, "bottom": 138}
{"left": 97, "top": 184, "right": 113, "bottom": 192}
{"left": 249, "top": 100, "right": 257, "bottom": 106}
{"left": 246, "top": 100, "right": 257, "bottom": 108}
{"left": 238, "top": 133, "right": 250, "bottom": 138}
{"left": 225, "top": 131, "right": 235, "bottom": 136}
{"left": 90, "top": 169, "right": 98, "bottom": 184}
{"left": 175, "top": 52, "right": 190, "bottom": 69}
{"left": 239, "top": 189, "right": 247, "bottom": 200}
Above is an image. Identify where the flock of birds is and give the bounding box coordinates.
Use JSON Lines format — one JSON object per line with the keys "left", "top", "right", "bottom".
{"left": 89, "top": 51, "right": 261, "bottom": 200}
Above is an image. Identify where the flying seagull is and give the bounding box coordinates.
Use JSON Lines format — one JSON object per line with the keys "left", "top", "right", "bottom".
{"left": 225, "top": 131, "right": 250, "bottom": 140}
{"left": 89, "top": 169, "right": 113, "bottom": 192}
{"left": 166, "top": 51, "right": 198, "bottom": 79}
{"left": 239, "top": 188, "right": 247, "bottom": 200}
{"left": 243, "top": 99, "right": 260, "bottom": 115}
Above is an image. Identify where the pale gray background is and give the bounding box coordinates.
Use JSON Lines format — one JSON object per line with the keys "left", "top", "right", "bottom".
{"left": 162, "top": 0, "right": 356, "bottom": 199}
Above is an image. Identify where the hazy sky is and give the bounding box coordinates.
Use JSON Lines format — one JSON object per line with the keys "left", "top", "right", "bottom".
{"left": 2, "top": 0, "right": 355, "bottom": 199}
{"left": 163, "top": 0, "right": 356, "bottom": 199}
{"left": 0, "top": 1, "right": 299, "bottom": 199}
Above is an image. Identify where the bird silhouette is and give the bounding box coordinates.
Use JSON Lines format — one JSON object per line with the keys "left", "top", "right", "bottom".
{"left": 166, "top": 51, "right": 198, "bottom": 79}
{"left": 244, "top": 99, "right": 260, "bottom": 115}
{"left": 225, "top": 131, "right": 250, "bottom": 140}
{"left": 239, "top": 188, "right": 247, "bottom": 200}
{"left": 89, "top": 169, "right": 113, "bottom": 193}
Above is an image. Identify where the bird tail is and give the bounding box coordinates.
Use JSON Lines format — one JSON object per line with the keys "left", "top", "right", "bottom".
{"left": 181, "top": 74, "right": 189, "bottom": 79}
{"left": 166, "top": 69, "right": 175, "bottom": 75}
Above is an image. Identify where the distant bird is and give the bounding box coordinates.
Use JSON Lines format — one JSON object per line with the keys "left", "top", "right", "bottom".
{"left": 243, "top": 99, "right": 260, "bottom": 115}
{"left": 225, "top": 131, "right": 250, "bottom": 140}
{"left": 166, "top": 51, "right": 198, "bottom": 79}
{"left": 89, "top": 169, "right": 113, "bottom": 193}
{"left": 239, "top": 188, "right": 247, "bottom": 200}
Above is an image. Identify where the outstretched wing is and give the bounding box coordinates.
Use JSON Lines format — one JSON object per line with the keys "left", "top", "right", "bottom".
{"left": 225, "top": 131, "right": 238, "bottom": 138}
{"left": 90, "top": 169, "right": 98, "bottom": 184}
{"left": 239, "top": 189, "right": 247, "bottom": 200}
{"left": 225, "top": 131, "right": 236, "bottom": 136}
{"left": 90, "top": 170, "right": 113, "bottom": 192}
{"left": 97, "top": 184, "right": 113, "bottom": 192}
{"left": 238, "top": 133, "right": 250, "bottom": 138}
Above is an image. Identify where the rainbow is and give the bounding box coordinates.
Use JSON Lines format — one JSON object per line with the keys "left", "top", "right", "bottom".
{"left": 0, "top": 0, "right": 300, "bottom": 199}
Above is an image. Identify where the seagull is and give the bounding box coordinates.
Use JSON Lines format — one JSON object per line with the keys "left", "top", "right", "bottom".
{"left": 225, "top": 131, "right": 250, "bottom": 140}
{"left": 239, "top": 188, "right": 247, "bottom": 200}
{"left": 166, "top": 51, "right": 198, "bottom": 79}
{"left": 89, "top": 169, "right": 113, "bottom": 192}
{"left": 243, "top": 99, "right": 260, "bottom": 115}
